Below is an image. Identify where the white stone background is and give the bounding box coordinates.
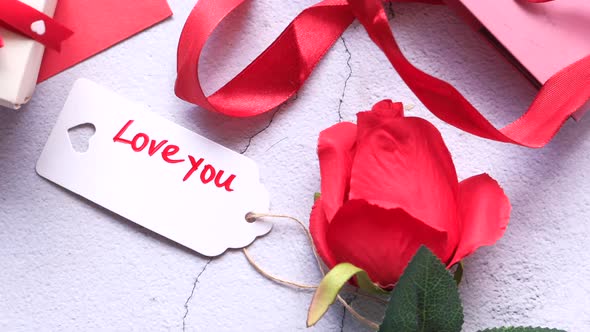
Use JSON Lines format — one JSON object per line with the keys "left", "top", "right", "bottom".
{"left": 1, "top": 1, "right": 589, "bottom": 331}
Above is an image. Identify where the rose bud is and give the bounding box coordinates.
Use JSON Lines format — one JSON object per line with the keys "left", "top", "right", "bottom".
{"left": 310, "top": 100, "right": 511, "bottom": 289}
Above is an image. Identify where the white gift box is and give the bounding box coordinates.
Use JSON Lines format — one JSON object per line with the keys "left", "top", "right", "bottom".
{"left": 0, "top": 0, "right": 57, "bottom": 110}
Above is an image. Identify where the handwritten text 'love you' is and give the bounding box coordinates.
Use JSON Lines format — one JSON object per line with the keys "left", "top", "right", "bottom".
{"left": 113, "top": 120, "right": 236, "bottom": 192}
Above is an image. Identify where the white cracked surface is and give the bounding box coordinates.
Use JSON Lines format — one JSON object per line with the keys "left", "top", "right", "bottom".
{"left": 1, "top": 1, "right": 589, "bottom": 331}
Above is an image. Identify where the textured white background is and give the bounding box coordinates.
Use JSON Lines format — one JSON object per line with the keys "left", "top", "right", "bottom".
{"left": 1, "top": 1, "right": 589, "bottom": 331}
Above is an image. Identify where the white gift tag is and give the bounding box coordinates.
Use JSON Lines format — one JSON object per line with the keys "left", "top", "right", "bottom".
{"left": 37, "top": 79, "right": 272, "bottom": 256}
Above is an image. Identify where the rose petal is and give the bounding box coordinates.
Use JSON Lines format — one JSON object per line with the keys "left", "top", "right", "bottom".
{"left": 450, "top": 174, "right": 511, "bottom": 265}
{"left": 309, "top": 198, "right": 338, "bottom": 268}
{"left": 369, "top": 100, "right": 405, "bottom": 121}
{"left": 326, "top": 199, "right": 449, "bottom": 287}
{"left": 318, "top": 121, "right": 358, "bottom": 222}
{"left": 349, "top": 110, "right": 460, "bottom": 241}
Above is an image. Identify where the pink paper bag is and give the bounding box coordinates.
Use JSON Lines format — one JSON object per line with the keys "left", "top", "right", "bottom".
{"left": 446, "top": 0, "right": 590, "bottom": 118}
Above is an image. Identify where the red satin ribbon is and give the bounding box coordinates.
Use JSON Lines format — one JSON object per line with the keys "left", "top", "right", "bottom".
{"left": 176, "top": 0, "right": 587, "bottom": 148}
{"left": 0, "top": 0, "right": 73, "bottom": 51}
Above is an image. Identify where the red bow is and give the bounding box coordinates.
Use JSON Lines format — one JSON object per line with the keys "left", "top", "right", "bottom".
{"left": 175, "top": 0, "right": 588, "bottom": 149}
{"left": 0, "top": 0, "right": 72, "bottom": 50}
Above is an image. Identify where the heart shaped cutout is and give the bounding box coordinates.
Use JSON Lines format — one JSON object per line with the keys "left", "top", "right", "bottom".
{"left": 30, "top": 20, "right": 46, "bottom": 36}
{"left": 68, "top": 123, "right": 96, "bottom": 153}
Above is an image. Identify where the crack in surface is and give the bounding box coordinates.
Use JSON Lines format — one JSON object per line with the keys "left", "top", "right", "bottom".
{"left": 340, "top": 294, "right": 358, "bottom": 332}
{"left": 265, "top": 137, "right": 288, "bottom": 152}
{"left": 337, "top": 37, "right": 352, "bottom": 123}
{"left": 386, "top": 2, "right": 395, "bottom": 20}
{"left": 240, "top": 95, "right": 297, "bottom": 155}
{"left": 240, "top": 110, "right": 279, "bottom": 155}
{"left": 182, "top": 259, "right": 212, "bottom": 332}
{"left": 340, "top": 304, "right": 347, "bottom": 332}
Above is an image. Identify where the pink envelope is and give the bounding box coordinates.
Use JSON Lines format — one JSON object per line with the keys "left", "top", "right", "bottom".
{"left": 446, "top": 0, "right": 590, "bottom": 117}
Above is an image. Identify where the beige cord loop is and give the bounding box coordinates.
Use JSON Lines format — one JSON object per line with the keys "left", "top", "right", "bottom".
{"left": 242, "top": 245, "right": 317, "bottom": 289}
{"left": 243, "top": 212, "right": 380, "bottom": 331}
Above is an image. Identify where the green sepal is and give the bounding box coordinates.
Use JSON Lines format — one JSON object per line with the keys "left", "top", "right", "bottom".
{"left": 453, "top": 261, "right": 464, "bottom": 285}
{"left": 307, "top": 263, "right": 375, "bottom": 327}
{"left": 356, "top": 269, "right": 389, "bottom": 295}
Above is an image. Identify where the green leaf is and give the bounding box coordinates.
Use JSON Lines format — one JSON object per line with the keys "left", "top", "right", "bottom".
{"left": 379, "top": 246, "right": 464, "bottom": 332}
{"left": 478, "top": 327, "right": 567, "bottom": 332}
{"left": 314, "top": 192, "right": 321, "bottom": 202}
{"left": 307, "top": 263, "right": 373, "bottom": 327}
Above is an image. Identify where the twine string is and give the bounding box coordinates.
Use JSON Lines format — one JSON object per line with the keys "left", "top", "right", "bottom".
{"left": 243, "top": 212, "right": 381, "bottom": 331}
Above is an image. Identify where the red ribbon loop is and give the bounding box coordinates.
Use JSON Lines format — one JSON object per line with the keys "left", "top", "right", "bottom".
{"left": 176, "top": 0, "right": 354, "bottom": 117}
{"left": 175, "top": 0, "right": 588, "bottom": 148}
{"left": 0, "top": 0, "right": 73, "bottom": 51}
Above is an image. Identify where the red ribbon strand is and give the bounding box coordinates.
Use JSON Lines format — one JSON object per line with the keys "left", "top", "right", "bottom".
{"left": 176, "top": 0, "right": 588, "bottom": 148}
{"left": 0, "top": 0, "right": 73, "bottom": 51}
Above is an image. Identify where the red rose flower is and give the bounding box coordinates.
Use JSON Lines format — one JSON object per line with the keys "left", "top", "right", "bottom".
{"left": 310, "top": 100, "right": 511, "bottom": 288}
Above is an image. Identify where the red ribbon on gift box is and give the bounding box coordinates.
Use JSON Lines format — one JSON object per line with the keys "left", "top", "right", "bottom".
{"left": 175, "top": 0, "right": 590, "bottom": 149}
{"left": 0, "top": 0, "right": 73, "bottom": 50}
